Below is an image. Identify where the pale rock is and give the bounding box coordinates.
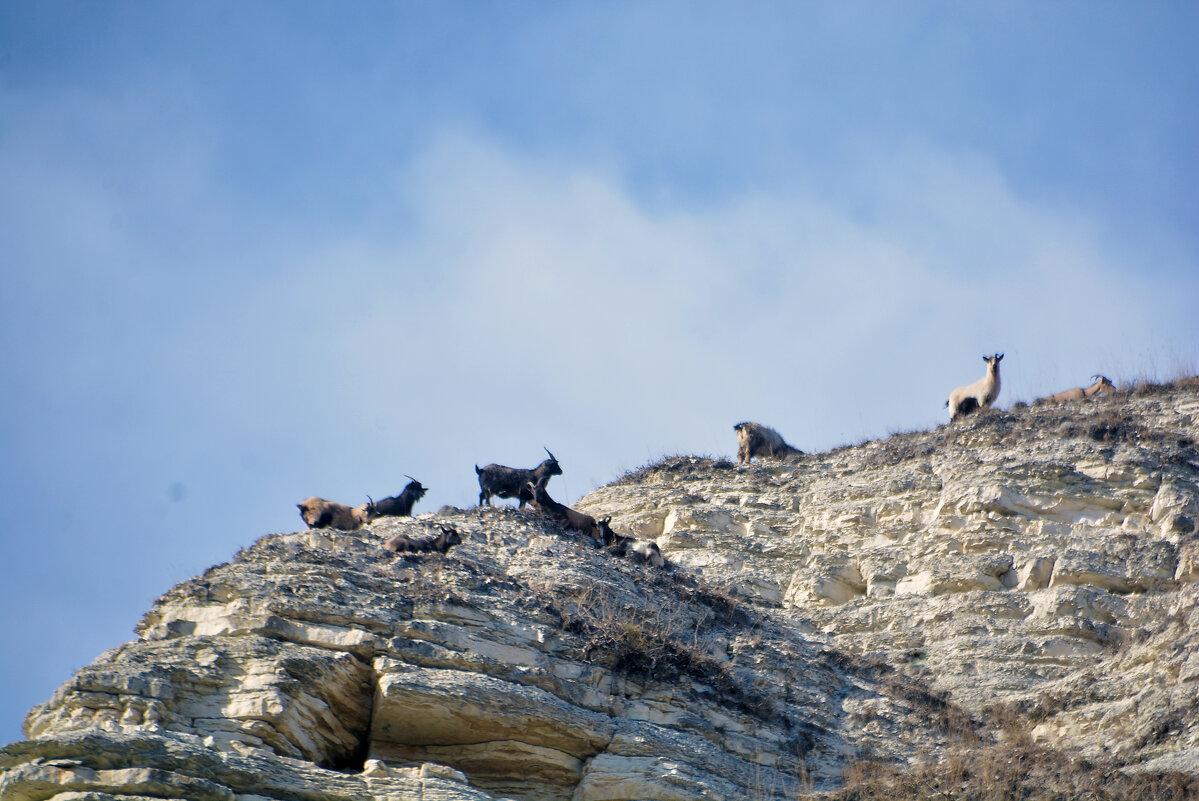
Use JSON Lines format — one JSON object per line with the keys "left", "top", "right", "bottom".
{"left": 1150, "top": 478, "right": 1199, "bottom": 534}
{"left": 6, "top": 383, "right": 1199, "bottom": 800}
{"left": 1049, "top": 549, "right": 1136, "bottom": 594}
{"left": 784, "top": 555, "right": 864, "bottom": 606}
{"left": 1013, "top": 555, "right": 1056, "bottom": 591}
{"left": 1176, "top": 542, "right": 1199, "bottom": 583}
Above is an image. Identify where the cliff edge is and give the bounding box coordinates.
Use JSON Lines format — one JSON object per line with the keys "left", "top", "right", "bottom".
{"left": 3, "top": 380, "right": 1198, "bottom": 800}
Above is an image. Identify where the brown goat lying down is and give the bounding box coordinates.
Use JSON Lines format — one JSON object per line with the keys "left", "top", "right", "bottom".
{"left": 297, "top": 496, "right": 370, "bottom": 530}
{"left": 383, "top": 524, "right": 462, "bottom": 554}
{"left": 1037, "top": 375, "right": 1115, "bottom": 404}
{"left": 526, "top": 476, "right": 602, "bottom": 543}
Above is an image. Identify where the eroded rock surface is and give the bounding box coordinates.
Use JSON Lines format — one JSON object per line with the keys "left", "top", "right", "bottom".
{"left": 4, "top": 512, "right": 974, "bottom": 801}
{"left": 580, "top": 382, "right": 1199, "bottom": 772}
{"left": 4, "top": 380, "right": 1199, "bottom": 800}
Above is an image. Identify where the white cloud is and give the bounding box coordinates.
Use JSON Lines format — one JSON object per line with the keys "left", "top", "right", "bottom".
{"left": 7, "top": 113, "right": 1193, "bottom": 519}
{"left": 170, "top": 131, "right": 1191, "bottom": 518}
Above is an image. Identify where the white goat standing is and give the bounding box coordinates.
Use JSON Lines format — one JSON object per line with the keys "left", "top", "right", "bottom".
{"left": 947, "top": 353, "right": 1004, "bottom": 421}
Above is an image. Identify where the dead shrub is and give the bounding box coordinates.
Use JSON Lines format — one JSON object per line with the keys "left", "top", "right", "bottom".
{"left": 836, "top": 741, "right": 1199, "bottom": 801}
{"left": 836, "top": 697, "right": 1199, "bottom": 801}
{"left": 539, "top": 581, "right": 776, "bottom": 722}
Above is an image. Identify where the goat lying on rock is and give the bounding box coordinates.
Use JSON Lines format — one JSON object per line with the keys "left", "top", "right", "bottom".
{"left": 384, "top": 524, "right": 462, "bottom": 554}
{"left": 947, "top": 353, "right": 1003, "bottom": 421}
{"left": 1038, "top": 375, "right": 1115, "bottom": 404}
{"left": 734, "top": 422, "right": 804, "bottom": 464}
{"left": 596, "top": 516, "right": 666, "bottom": 568}
{"left": 297, "top": 496, "right": 370, "bottom": 531}
{"left": 526, "top": 477, "right": 602, "bottom": 543}
{"left": 365, "top": 476, "right": 427, "bottom": 520}
{"left": 526, "top": 478, "right": 665, "bottom": 567}
{"left": 476, "top": 448, "right": 562, "bottom": 508}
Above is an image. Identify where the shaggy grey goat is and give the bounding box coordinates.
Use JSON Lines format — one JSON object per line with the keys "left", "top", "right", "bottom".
{"left": 734, "top": 422, "right": 804, "bottom": 464}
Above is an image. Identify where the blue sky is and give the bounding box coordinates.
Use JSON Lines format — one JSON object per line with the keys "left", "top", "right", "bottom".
{"left": 2, "top": 2, "right": 1197, "bottom": 744}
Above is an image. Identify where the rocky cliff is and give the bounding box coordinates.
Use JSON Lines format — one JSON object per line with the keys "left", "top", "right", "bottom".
{"left": 3, "top": 380, "right": 1199, "bottom": 801}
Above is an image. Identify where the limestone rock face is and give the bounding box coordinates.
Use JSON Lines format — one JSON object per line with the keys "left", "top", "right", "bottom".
{"left": 3, "top": 516, "right": 966, "bottom": 801}
{"left": 4, "top": 381, "right": 1199, "bottom": 800}
{"left": 579, "top": 382, "right": 1199, "bottom": 773}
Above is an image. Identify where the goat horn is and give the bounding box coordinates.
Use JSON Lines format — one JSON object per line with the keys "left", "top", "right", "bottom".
{"left": 404, "top": 474, "right": 418, "bottom": 483}
{"left": 366, "top": 495, "right": 374, "bottom": 506}
{"left": 545, "top": 447, "right": 556, "bottom": 460}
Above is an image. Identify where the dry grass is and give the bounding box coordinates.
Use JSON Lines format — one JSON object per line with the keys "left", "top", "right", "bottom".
{"left": 836, "top": 740, "right": 1199, "bottom": 801}
{"left": 835, "top": 694, "right": 1199, "bottom": 801}
{"left": 859, "top": 428, "right": 939, "bottom": 468}
{"left": 614, "top": 454, "right": 736, "bottom": 485}
{"left": 538, "top": 580, "right": 777, "bottom": 721}
{"left": 1119, "top": 373, "right": 1199, "bottom": 398}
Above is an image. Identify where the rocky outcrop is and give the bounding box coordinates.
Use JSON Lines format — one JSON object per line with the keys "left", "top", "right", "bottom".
{"left": 580, "top": 380, "right": 1199, "bottom": 774}
{"left": 3, "top": 514, "right": 974, "bottom": 801}
{"left": 3, "top": 380, "right": 1198, "bottom": 800}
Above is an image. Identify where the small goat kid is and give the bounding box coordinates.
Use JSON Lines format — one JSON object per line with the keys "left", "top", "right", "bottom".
{"left": 733, "top": 422, "right": 804, "bottom": 464}
{"left": 365, "top": 476, "right": 427, "bottom": 520}
{"left": 383, "top": 524, "right": 462, "bottom": 554}
{"left": 297, "top": 496, "right": 370, "bottom": 531}
{"left": 947, "top": 353, "right": 1004, "bottom": 421}
{"left": 1039, "top": 375, "right": 1115, "bottom": 404}
{"left": 476, "top": 448, "right": 562, "bottom": 508}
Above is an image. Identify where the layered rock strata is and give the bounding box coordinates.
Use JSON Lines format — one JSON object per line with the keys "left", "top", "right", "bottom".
{"left": 4, "top": 380, "right": 1199, "bottom": 800}
{"left": 5, "top": 512, "right": 971, "bottom": 801}
{"left": 579, "top": 381, "right": 1199, "bottom": 773}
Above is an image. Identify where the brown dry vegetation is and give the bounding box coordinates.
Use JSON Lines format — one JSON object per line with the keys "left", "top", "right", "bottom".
{"left": 533, "top": 576, "right": 779, "bottom": 722}
{"left": 836, "top": 739, "right": 1199, "bottom": 801}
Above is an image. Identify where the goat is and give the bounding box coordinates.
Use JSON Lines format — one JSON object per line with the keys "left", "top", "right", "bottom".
{"left": 526, "top": 477, "right": 601, "bottom": 543}
{"left": 596, "top": 516, "right": 666, "bottom": 567}
{"left": 384, "top": 524, "right": 462, "bottom": 554}
{"left": 1039, "top": 374, "right": 1115, "bottom": 404}
{"left": 297, "top": 496, "right": 369, "bottom": 531}
{"left": 476, "top": 448, "right": 562, "bottom": 508}
{"left": 364, "top": 476, "right": 427, "bottom": 520}
{"left": 733, "top": 422, "right": 804, "bottom": 464}
{"left": 947, "top": 353, "right": 1003, "bottom": 421}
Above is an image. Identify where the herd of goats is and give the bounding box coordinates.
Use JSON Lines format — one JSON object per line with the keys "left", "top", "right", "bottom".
{"left": 296, "top": 447, "right": 665, "bottom": 567}
{"left": 296, "top": 354, "right": 1116, "bottom": 567}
